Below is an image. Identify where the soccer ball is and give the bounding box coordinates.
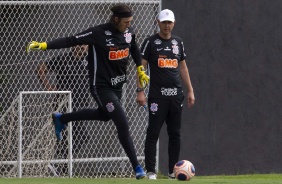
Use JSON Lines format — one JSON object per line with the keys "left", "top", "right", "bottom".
{"left": 173, "top": 160, "right": 195, "bottom": 181}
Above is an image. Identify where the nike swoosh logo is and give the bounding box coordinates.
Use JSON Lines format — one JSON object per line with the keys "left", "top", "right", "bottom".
{"left": 157, "top": 48, "right": 163, "bottom": 51}
{"left": 106, "top": 39, "right": 113, "bottom": 42}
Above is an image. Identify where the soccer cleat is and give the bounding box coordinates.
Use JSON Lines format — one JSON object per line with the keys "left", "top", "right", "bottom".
{"left": 52, "top": 112, "right": 65, "bottom": 141}
{"left": 135, "top": 165, "right": 146, "bottom": 180}
{"left": 168, "top": 172, "right": 176, "bottom": 179}
{"left": 147, "top": 172, "right": 157, "bottom": 179}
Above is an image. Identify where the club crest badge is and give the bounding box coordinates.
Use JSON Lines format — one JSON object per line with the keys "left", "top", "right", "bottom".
{"left": 150, "top": 103, "right": 158, "bottom": 112}
{"left": 106, "top": 102, "right": 115, "bottom": 112}
{"left": 124, "top": 33, "right": 132, "bottom": 43}
{"left": 172, "top": 44, "right": 179, "bottom": 55}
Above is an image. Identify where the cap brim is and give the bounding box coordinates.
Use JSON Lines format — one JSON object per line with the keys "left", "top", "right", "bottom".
{"left": 159, "top": 18, "right": 175, "bottom": 22}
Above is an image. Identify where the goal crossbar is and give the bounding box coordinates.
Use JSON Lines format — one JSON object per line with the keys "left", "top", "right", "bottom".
{"left": 1, "top": 1, "right": 160, "bottom": 5}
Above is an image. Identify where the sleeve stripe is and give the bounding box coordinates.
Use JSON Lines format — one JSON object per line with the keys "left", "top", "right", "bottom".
{"left": 141, "top": 40, "right": 150, "bottom": 56}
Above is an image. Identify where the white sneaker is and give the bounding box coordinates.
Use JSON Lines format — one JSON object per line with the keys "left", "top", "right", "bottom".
{"left": 168, "top": 173, "right": 175, "bottom": 179}
{"left": 147, "top": 172, "right": 157, "bottom": 179}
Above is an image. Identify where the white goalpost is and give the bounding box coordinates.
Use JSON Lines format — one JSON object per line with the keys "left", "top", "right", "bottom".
{"left": 0, "top": 0, "right": 161, "bottom": 178}
{"left": 1, "top": 91, "right": 72, "bottom": 178}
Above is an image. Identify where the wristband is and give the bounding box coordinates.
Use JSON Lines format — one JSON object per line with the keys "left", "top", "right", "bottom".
{"left": 136, "top": 88, "right": 144, "bottom": 92}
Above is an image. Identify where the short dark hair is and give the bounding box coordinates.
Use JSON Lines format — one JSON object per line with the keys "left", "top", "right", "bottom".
{"left": 110, "top": 4, "right": 133, "bottom": 22}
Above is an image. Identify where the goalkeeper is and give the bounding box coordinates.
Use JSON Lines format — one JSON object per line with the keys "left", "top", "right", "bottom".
{"left": 27, "top": 4, "right": 148, "bottom": 179}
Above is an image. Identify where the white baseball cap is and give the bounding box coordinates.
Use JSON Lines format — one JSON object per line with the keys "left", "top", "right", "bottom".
{"left": 157, "top": 9, "right": 175, "bottom": 22}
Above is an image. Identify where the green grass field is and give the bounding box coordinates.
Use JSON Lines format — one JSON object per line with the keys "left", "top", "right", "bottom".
{"left": 1, "top": 174, "right": 282, "bottom": 184}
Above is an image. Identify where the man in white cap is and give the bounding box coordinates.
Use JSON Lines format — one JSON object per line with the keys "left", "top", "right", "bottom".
{"left": 137, "top": 9, "right": 195, "bottom": 179}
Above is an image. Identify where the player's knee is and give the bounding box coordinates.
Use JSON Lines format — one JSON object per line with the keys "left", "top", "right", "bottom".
{"left": 116, "top": 122, "right": 129, "bottom": 132}
{"left": 168, "top": 131, "right": 181, "bottom": 140}
{"left": 146, "top": 133, "right": 159, "bottom": 143}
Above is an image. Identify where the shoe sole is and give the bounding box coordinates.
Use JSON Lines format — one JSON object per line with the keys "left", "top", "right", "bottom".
{"left": 136, "top": 175, "right": 146, "bottom": 180}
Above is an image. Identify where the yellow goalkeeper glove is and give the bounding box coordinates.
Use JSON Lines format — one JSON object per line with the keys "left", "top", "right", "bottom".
{"left": 137, "top": 65, "right": 150, "bottom": 88}
{"left": 26, "top": 41, "right": 47, "bottom": 52}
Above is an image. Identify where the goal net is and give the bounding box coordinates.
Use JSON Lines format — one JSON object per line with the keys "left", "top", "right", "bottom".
{"left": 0, "top": 0, "right": 161, "bottom": 178}
{"left": 0, "top": 91, "right": 72, "bottom": 178}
